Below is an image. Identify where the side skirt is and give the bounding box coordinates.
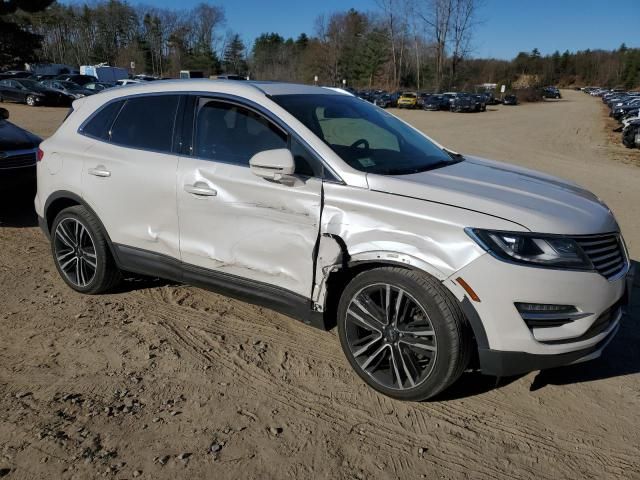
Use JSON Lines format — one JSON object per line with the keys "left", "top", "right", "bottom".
{"left": 113, "top": 244, "right": 329, "bottom": 330}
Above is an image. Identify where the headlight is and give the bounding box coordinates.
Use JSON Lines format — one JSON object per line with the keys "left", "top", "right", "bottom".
{"left": 466, "top": 228, "right": 594, "bottom": 270}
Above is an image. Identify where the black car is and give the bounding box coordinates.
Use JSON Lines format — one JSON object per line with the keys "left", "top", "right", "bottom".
{"left": 373, "top": 94, "right": 393, "bottom": 108}
{"left": 542, "top": 86, "right": 562, "bottom": 99}
{"left": 54, "top": 74, "right": 98, "bottom": 86}
{"left": 0, "top": 78, "right": 67, "bottom": 106}
{"left": 40, "top": 80, "right": 94, "bottom": 100}
{"left": 0, "top": 107, "right": 41, "bottom": 188}
{"left": 503, "top": 94, "right": 518, "bottom": 105}
{"left": 450, "top": 94, "right": 475, "bottom": 112}
{"left": 472, "top": 94, "right": 487, "bottom": 112}
{"left": 0, "top": 70, "right": 32, "bottom": 80}
{"left": 422, "top": 94, "right": 448, "bottom": 111}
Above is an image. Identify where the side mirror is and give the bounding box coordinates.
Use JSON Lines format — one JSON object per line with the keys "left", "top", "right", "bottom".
{"left": 0, "top": 108, "right": 8, "bottom": 120}
{"left": 249, "top": 148, "right": 295, "bottom": 182}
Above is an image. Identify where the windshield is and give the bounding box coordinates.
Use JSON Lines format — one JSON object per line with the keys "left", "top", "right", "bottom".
{"left": 271, "top": 94, "right": 459, "bottom": 175}
{"left": 59, "top": 81, "right": 83, "bottom": 91}
{"left": 17, "top": 80, "right": 48, "bottom": 92}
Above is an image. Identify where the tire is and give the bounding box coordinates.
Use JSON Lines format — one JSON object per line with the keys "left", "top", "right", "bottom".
{"left": 26, "top": 95, "right": 36, "bottom": 106}
{"left": 50, "top": 205, "right": 121, "bottom": 294}
{"left": 337, "top": 267, "right": 473, "bottom": 401}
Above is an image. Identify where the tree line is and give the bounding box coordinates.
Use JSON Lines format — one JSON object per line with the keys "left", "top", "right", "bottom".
{"left": 2, "top": 0, "right": 639, "bottom": 90}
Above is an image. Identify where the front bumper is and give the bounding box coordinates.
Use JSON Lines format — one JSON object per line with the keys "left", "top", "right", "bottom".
{"left": 449, "top": 253, "right": 634, "bottom": 376}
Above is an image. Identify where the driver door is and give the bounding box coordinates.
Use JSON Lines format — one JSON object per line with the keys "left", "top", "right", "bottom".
{"left": 176, "top": 97, "right": 324, "bottom": 298}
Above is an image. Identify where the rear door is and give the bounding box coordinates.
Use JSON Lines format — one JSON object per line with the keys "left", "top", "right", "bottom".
{"left": 1, "top": 80, "right": 24, "bottom": 102}
{"left": 80, "top": 94, "right": 182, "bottom": 260}
{"left": 176, "top": 96, "right": 324, "bottom": 298}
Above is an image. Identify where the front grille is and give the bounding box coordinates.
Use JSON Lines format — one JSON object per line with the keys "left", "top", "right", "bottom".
{"left": 574, "top": 234, "right": 627, "bottom": 279}
{"left": 0, "top": 150, "right": 37, "bottom": 169}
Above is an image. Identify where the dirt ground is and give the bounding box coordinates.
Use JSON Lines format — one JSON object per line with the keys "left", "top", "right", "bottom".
{"left": 0, "top": 90, "right": 638, "bottom": 480}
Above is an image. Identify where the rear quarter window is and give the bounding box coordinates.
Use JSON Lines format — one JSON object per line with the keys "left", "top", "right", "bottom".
{"left": 81, "top": 100, "right": 124, "bottom": 140}
{"left": 110, "top": 95, "right": 180, "bottom": 152}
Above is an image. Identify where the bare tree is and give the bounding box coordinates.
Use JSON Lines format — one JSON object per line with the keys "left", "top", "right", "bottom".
{"left": 449, "top": 0, "right": 479, "bottom": 86}
{"left": 415, "top": 0, "right": 452, "bottom": 90}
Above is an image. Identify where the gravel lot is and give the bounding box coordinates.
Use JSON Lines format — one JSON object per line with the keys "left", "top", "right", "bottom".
{"left": 0, "top": 89, "right": 638, "bottom": 480}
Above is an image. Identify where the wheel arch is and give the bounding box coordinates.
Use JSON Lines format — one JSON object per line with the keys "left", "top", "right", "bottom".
{"left": 319, "top": 246, "right": 488, "bottom": 354}
{"left": 43, "top": 190, "right": 121, "bottom": 266}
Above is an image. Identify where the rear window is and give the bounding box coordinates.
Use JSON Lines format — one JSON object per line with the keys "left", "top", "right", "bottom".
{"left": 109, "top": 95, "right": 180, "bottom": 152}
{"left": 81, "top": 101, "right": 123, "bottom": 140}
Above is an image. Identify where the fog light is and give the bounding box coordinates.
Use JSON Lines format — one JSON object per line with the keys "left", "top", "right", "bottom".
{"left": 515, "top": 303, "right": 577, "bottom": 314}
{"left": 515, "top": 303, "right": 588, "bottom": 329}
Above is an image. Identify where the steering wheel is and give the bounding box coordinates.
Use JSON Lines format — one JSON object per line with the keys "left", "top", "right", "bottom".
{"left": 350, "top": 138, "right": 370, "bottom": 151}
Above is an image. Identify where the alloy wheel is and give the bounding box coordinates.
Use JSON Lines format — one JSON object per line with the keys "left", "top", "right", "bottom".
{"left": 344, "top": 283, "right": 438, "bottom": 391}
{"left": 53, "top": 218, "right": 98, "bottom": 288}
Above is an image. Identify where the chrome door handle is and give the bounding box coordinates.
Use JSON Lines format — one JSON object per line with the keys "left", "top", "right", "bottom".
{"left": 88, "top": 165, "right": 111, "bottom": 177}
{"left": 184, "top": 182, "right": 217, "bottom": 197}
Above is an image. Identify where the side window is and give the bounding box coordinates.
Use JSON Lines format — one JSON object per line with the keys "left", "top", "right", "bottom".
{"left": 81, "top": 101, "right": 124, "bottom": 140}
{"left": 194, "top": 99, "right": 286, "bottom": 166}
{"left": 110, "top": 95, "right": 180, "bottom": 152}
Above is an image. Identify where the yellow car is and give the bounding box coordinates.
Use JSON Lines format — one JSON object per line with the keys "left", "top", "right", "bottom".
{"left": 397, "top": 92, "right": 418, "bottom": 109}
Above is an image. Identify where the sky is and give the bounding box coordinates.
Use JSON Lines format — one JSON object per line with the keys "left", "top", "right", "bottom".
{"left": 63, "top": 0, "right": 640, "bottom": 59}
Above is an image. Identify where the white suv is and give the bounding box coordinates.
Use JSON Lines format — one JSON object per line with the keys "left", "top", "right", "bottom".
{"left": 35, "top": 80, "right": 634, "bottom": 401}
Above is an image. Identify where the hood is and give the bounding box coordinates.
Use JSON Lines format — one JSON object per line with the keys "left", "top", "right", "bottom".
{"left": 366, "top": 156, "right": 618, "bottom": 235}
{"left": 0, "top": 120, "right": 41, "bottom": 151}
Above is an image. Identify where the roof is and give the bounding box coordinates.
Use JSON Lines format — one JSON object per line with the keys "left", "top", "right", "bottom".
{"left": 102, "top": 79, "right": 340, "bottom": 97}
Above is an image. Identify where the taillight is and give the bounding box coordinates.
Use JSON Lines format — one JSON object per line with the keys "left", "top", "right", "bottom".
{"left": 37, "top": 148, "right": 44, "bottom": 162}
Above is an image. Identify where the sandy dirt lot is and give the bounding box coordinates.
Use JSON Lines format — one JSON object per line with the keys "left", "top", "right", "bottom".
{"left": 0, "top": 90, "right": 638, "bottom": 480}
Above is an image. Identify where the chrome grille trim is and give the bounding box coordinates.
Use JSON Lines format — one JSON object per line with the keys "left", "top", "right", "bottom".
{"left": 573, "top": 233, "right": 627, "bottom": 280}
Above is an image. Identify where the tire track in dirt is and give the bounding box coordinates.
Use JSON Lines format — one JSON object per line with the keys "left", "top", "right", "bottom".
{"left": 129, "top": 286, "right": 638, "bottom": 479}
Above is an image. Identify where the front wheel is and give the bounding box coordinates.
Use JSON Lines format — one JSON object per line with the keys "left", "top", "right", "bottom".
{"left": 26, "top": 95, "right": 36, "bottom": 106}
{"left": 51, "top": 206, "right": 121, "bottom": 294}
{"left": 337, "top": 267, "right": 472, "bottom": 401}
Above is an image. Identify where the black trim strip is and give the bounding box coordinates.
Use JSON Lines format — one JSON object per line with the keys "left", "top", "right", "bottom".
{"left": 478, "top": 323, "right": 619, "bottom": 377}
{"left": 114, "top": 244, "right": 329, "bottom": 330}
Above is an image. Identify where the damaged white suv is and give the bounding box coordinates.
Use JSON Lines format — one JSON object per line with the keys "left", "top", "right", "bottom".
{"left": 36, "top": 81, "right": 634, "bottom": 400}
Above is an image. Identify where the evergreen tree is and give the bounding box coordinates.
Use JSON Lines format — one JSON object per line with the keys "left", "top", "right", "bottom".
{"left": 222, "top": 33, "right": 247, "bottom": 75}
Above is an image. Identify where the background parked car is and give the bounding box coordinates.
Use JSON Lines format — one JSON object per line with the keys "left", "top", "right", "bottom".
{"left": 422, "top": 94, "right": 448, "bottom": 111}
{"left": 54, "top": 74, "right": 98, "bottom": 86}
{"left": 0, "top": 107, "right": 41, "bottom": 188}
{"left": 503, "top": 94, "right": 518, "bottom": 105}
{"left": 472, "top": 94, "right": 487, "bottom": 111}
{"left": 0, "top": 78, "right": 67, "bottom": 106}
{"left": 40, "top": 80, "right": 94, "bottom": 100}
{"left": 397, "top": 92, "right": 418, "bottom": 109}
{"left": 542, "top": 86, "right": 562, "bottom": 99}
{"left": 450, "top": 93, "right": 475, "bottom": 112}
{"left": 373, "top": 93, "right": 393, "bottom": 108}
{"left": 84, "top": 82, "right": 115, "bottom": 92}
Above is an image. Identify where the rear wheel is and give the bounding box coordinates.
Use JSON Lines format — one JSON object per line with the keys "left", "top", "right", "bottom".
{"left": 26, "top": 95, "right": 36, "bottom": 106}
{"left": 50, "top": 206, "right": 121, "bottom": 294}
{"left": 337, "top": 267, "right": 472, "bottom": 401}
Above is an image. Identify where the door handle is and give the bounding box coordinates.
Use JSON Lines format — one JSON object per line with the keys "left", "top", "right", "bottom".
{"left": 184, "top": 182, "right": 217, "bottom": 197}
{"left": 88, "top": 165, "right": 111, "bottom": 177}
